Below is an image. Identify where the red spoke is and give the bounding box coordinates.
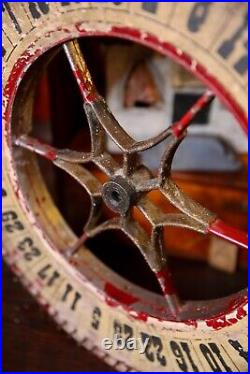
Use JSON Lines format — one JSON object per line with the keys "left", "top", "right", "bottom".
{"left": 15, "top": 135, "right": 91, "bottom": 163}
{"left": 156, "top": 266, "right": 180, "bottom": 310}
{"left": 171, "top": 90, "right": 214, "bottom": 138}
{"left": 63, "top": 40, "right": 98, "bottom": 103}
{"left": 208, "top": 219, "right": 248, "bottom": 249}
{"left": 15, "top": 135, "right": 57, "bottom": 161}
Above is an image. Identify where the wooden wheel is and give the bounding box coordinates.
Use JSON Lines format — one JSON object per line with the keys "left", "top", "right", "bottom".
{"left": 3, "top": 3, "right": 248, "bottom": 371}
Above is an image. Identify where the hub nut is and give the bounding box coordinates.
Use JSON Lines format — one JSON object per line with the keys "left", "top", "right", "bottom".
{"left": 102, "top": 176, "right": 136, "bottom": 214}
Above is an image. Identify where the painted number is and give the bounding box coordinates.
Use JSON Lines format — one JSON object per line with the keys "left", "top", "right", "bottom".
{"left": 113, "top": 320, "right": 134, "bottom": 351}
{"left": 228, "top": 339, "right": 248, "bottom": 363}
{"left": 170, "top": 341, "right": 199, "bottom": 372}
{"left": 91, "top": 306, "right": 102, "bottom": 330}
{"left": 2, "top": 2, "right": 22, "bottom": 33}
{"left": 38, "top": 264, "right": 60, "bottom": 287}
{"left": 188, "top": 3, "right": 211, "bottom": 32}
{"left": 200, "top": 343, "right": 232, "bottom": 372}
{"left": 17, "top": 237, "right": 41, "bottom": 261}
{"left": 218, "top": 12, "right": 247, "bottom": 76}
{"left": 141, "top": 333, "right": 166, "bottom": 367}
{"left": 61, "top": 283, "right": 82, "bottom": 311}
{"left": 28, "top": 2, "right": 49, "bottom": 19}
{"left": 142, "top": 2, "right": 158, "bottom": 14}
{"left": 2, "top": 210, "right": 24, "bottom": 233}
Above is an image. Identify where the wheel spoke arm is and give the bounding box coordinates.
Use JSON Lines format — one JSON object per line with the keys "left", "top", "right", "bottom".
{"left": 15, "top": 134, "right": 91, "bottom": 163}
{"left": 160, "top": 179, "right": 215, "bottom": 229}
{"left": 158, "top": 90, "right": 215, "bottom": 185}
{"left": 15, "top": 134, "right": 106, "bottom": 255}
{"left": 122, "top": 217, "right": 180, "bottom": 316}
{"left": 91, "top": 88, "right": 203, "bottom": 155}
{"left": 64, "top": 39, "right": 174, "bottom": 156}
{"left": 130, "top": 128, "right": 172, "bottom": 152}
{"left": 63, "top": 39, "right": 174, "bottom": 160}
{"left": 53, "top": 159, "right": 102, "bottom": 197}
{"left": 63, "top": 40, "right": 138, "bottom": 155}
{"left": 137, "top": 194, "right": 207, "bottom": 236}
{"left": 63, "top": 40, "right": 98, "bottom": 103}
{"left": 52, "top": 159, "right": 105, "bottom": 256}
{"left": 18, "top": 117, "right": 119, "bottom": 179}
{"left": 65, "top": 215, "right": 119, "bottom": 257}
{"left": 85, "top": 87, "right": 173, "bottom": 154}
{"left": 88, "top": 99, "right": 135, "bottom": 152}
{"left": 131, "top": 197, "right": 183, "bottom": 314}
{"left": 159, "top": 136, "right": 184, "bottom": 183}
{"left": 171, "top": 89, "right": 215, "bottom": 138}
{"left": 52, "top": 159, "right": 103, "bottom": 239}
{"left": 137, "top": 196, "right": 206, "bottom": 233}
{"left": 208, "top": 219, "right": 248, "bottom": 249}
{"left": 75, "top": 205, "right": 181, "bottom": 315}
{"left": 84, "top": 102, "right": 106, "bottom": 156}
{"left": 159, "top": 181, "right": 248, "bottom": 249}
{"left": 94, "top": 152, "right": 120, "bottom": 177}
{"left": 63, "top": 44, "right": 214, "bottom": 156}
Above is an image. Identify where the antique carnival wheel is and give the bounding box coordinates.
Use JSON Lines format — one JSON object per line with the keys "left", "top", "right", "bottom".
{"left": 2, "top": 3, "right": 248, "bottom": 372}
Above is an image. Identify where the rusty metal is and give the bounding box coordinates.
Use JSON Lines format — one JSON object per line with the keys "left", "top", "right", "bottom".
{"left": 15, "top": 39, "right": 248, "bottom": 317}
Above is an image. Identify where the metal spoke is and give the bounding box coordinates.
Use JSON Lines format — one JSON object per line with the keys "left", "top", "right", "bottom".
{"left": 121, "top": 218, "right": 180, "bottom": 316}
{"left": 123, "top": 152, "right": 139, "bottom": 176}
{"left": 15, "top": 135, "right": 104, "bottom": 256}
{"left": 86, "top": 217, "right": 122, "bottom": 238}
{"left": 93, "top": 152, "right": 120, "bottom": 178}
{"left": 63, "top": 40, "right": 173, "bottom": 156}
{"left": 91, "top": 99, "right": 173, "bottom": 153}
{"left": 84, "top": 102, "right": 106, "bottom": 156}
{"left": 63, "top": 40, "right": 136, "bottom": 153}
{"left": 159, "top": 135, "right": 184, "bottom": 184}
{"left": 130, "top": 164, "right": 157, "bottom": 192}
{"left": 158, "top": 90, "right": 215, "bottom": 184}
{"left": 160, "top": 179, "right": 216, "bottom": 229}
{"left": 76, "top": 208, "right": 181, "bottom": 316}
{"left": 133, "top": 128, "right": 172, "bottom": 152}
{"left": 52, "top": 159, "right": 103, "bottom": 254}
{"left": 65, "top": 217, "right": 122, "bottom": 258}
{"left": 136, "top": 196, "right": 205, "bottom": 233}
{"left": 63, "top": 40, "right": 139, "bottom": 168}
{"left": 135, "top": 177, "right": 159, "bottom": 193}
{"left": 65, "top": 231, "right": 89, "bottom": 257}
{"left": 53, "top": 159, "right": 102, "bottom": 197}
{"left": 86, "top": 99, "right": 135, "bottom": 152}
{"left": 208, "top": 219, "right": 248, "bottom": 249}
{"left": 63, "top": 40, "right": 98, "bottom": 103}
{"left": 15, "top": 135, "right": 92, "bottom": 163}
{"left": 171, "top": 90, "right": 215, "bottom": 138}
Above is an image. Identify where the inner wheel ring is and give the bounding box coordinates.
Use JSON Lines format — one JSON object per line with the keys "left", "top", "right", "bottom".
{"left": 7, "top": 28, "right": 247, "bottom": 323}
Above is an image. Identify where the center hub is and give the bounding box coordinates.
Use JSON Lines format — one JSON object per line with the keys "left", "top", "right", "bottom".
{"left": 102, "top": 176, "right": 136, "bottom": 214}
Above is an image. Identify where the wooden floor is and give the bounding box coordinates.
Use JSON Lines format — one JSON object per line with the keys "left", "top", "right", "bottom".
{"left": 2, "top": 262, "right": 114, "bottom": 372}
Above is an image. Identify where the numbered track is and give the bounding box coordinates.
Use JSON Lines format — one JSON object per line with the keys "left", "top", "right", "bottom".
{"left": 2, "top": 2, "right": 248, "bottom": 372}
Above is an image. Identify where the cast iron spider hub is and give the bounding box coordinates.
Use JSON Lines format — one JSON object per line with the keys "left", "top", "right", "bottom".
{"left": 14, "top": 39, "right": 248, "bottom": 318}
